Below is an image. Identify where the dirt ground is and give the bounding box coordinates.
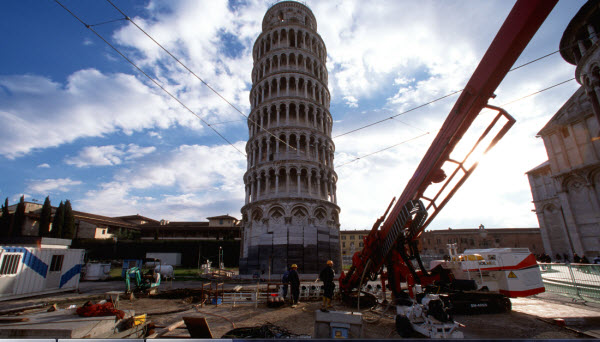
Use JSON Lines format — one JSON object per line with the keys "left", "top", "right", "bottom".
{"left": 114, "top": 295, "right": 588, "bottom": 339}
{"left": 2, "top": 281, "right": 597, "bottom": 339}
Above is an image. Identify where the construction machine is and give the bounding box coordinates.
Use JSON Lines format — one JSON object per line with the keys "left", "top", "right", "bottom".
{"left": 124, "top": 267, "right": 161, "bottom": 295}
{"left": 124, "top": 258, "right": 163, "bottom": 295}
{"left": 338, "top": 0, "right": 556, "bottom": 338}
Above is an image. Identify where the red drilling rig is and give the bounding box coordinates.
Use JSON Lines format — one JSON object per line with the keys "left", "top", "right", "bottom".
{"left": 338, "top": 0, "right": 557, "bottom": 337}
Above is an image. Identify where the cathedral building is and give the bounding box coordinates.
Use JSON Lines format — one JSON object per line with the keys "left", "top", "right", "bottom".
{"left": 527, "top": 0, "right": 600, "bottom": 260}
{"left": 239, "top": 1, "right": 341, "bottom": 276}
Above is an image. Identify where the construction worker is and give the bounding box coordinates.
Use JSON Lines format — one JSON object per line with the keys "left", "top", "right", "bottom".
{"left": 318, "top": 260, "right": 335, "bottom": 312}
{"left": 289, "top": 264, "right": 300, "bottom": 307}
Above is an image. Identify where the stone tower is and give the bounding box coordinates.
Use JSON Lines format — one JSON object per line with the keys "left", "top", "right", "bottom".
{"left": 240, "top": 1, "right": 340, "bottom": 276}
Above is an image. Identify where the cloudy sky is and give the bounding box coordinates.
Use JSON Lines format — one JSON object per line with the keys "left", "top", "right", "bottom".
{"left": 0, "top": 0, "right": 586, "bottom": 230}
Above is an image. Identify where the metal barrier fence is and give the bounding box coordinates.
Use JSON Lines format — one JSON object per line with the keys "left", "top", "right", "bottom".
{"left": 539, "top": 263, "right": 600, "bottom": 303}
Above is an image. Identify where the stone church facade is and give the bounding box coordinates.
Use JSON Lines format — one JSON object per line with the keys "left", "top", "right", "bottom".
{"left": 239, "top": 1, "right": 341, "bottom": 276}
{"left": 527, "top": 0, "right": 600, "bottom": 260}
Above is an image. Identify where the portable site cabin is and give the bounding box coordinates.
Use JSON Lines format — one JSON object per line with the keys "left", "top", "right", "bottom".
{"left": 0, "top": 237, "right": 85, "bottom": 301}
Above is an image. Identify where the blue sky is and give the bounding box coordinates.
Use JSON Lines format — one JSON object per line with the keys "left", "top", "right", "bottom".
{"left": 0, "top": 0, "right": 586, "bottom": 230}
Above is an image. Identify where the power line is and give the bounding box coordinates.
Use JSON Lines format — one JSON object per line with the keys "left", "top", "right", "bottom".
{"left": 498, "top": 78, "right": 575, "bottom": 107}
{"left": 332, "top": 34, "right": 597, "bottom": 140}
{"left": 104, "top": 0, "right": 296, "bottom": 152}
{"left": 88, "top": 17, "right": 127, "bottom": 27}
{"left": 335, "top": 132, "right": 432, "bottom": 168}
{"left": 335, "top": 77, "right": 576, "bottom": 168}
{"left": 53, "top": 0, "right": 246, "bottom": 156}
{"left": 333, "top": 90, "right": 462, "bottom": 139}
{"left": 206, "top": 119, "right": 247, "bottom": 126}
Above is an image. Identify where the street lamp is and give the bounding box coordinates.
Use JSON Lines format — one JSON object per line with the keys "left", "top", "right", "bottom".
{"left": 219, "top": 246, "right": 223, "bottom": 270}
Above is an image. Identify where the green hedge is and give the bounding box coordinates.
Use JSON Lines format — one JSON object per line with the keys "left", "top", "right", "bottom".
{"left": 72, "top": 239, "right": 240, "bottom": 267}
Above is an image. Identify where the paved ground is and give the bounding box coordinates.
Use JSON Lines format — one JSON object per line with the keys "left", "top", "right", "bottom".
{"left": 1, "top": 280, "right": 599, "bottom": 338}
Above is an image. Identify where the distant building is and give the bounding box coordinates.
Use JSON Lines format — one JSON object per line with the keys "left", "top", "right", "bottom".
{"left": 339, "top": 226, "right": 543, "bottom": 266}
{"left": 6, "top": 201, "right": 239, "bottom": 241}
{"left": 340, "top": 230, "right": 368, "bottom": 265}
{"left": 7, "top": 202, "right": 143, "bottom": 239}
{"left": 527, "top": 0, "right": 600, "bottom": 260}
{"left": 140, "top": 215, "right": 241, "bottom": 241}
{"left": 418, "top": 226, "right": 544, "bottom": 258}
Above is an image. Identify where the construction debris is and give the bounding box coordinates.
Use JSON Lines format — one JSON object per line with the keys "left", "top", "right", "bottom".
{"left": 76, "top": 300, "right": 125, "bottom": 319}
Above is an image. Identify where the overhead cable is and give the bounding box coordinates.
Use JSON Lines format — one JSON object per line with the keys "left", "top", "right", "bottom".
{"left": 333, "top": 90, "right": 463, "bottom": 139}
{"left": 53, "top": 0, "right": 246, "bottom": 156}
{"left": 104, "top": 0, "right": 296, "bottom": 151}
{"left": 333, "top": 34, "right": 597, "bottom": 140}
{"left": 335, "top": 77, "right": 576, "bottom": 168}
{"left": 335, "top": 132, "right": 432, "bottom": 168}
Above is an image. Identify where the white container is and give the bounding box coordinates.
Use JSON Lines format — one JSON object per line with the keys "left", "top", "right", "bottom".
{"left": 0, "top": 244, "right": 84, "bottom": 301}
{"left": 154, "top": 265, "right": 174, "bottom": 279}
{"left": 82, "top": 262, "right": 111, "bottom": 281}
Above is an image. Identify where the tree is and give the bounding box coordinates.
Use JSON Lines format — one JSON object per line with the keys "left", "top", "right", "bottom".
{"left": 52, "top": 201, "right": 65, "bottom": 238}
{"left": 0, "top": 198, "right": 10, "bottom": 237}
{"left": 10, "top": 195, "right": 25, "bottom": 237}
{"left": 62, "top": 200, "right": 76, "bottom": 239}
{"left": 39, "top": 196, "right": 52, "bottom": 237}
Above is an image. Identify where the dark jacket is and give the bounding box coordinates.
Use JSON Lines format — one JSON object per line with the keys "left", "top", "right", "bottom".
{"left": 320, "top": 265, "right": 335, "bottom": 283}
{"left": 288, "top": 269, "right": 300, "bottom": 287}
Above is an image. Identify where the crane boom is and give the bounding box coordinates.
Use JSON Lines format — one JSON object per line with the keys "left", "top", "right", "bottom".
{"left": 341, "top": 0, "right": 558, "bottom": 295}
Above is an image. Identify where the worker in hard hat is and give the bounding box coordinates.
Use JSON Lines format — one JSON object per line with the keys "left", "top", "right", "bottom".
{"left": 318, "top": 260, "right": 335, "bottom": 312}
{"left": 289, "top": 264, "right": 301, "bottom": 308}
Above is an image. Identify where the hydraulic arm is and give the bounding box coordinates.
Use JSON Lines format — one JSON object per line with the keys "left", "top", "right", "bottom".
{"left": 340, "top": 0, "right": 558, "bottom": 299}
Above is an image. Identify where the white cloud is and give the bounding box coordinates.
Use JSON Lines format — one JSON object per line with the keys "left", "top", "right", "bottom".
{"left": 344, "top": 95, "right": 359, "bottom": 108}
{"left": 27, "top": 178, "right": 82, "bottom": 194}
{"left": 148, "top": 131, "right": 162, "bottom": 139}
{"left": 37, "top": 163, "right": 50, "bottom": 168}
{"left": 65, "top": 144, "right": 156, "bottom": 167}
{"left": 0, "top": 70, "right": 185, "bottom": 158}
{"left": 76, "top": 142, "right": 246, "bottom": 220}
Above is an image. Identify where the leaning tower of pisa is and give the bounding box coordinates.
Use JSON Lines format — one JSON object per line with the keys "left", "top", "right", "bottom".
{"left": 240, "top": 1, "right": 340, "bottom": 277}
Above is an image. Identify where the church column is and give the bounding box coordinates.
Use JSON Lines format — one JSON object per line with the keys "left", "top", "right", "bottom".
{"left": 266, "top": 139, "right": 271, "bottom": 162}
{"left": 535, "top": 210, "right": 554, "bottom": 257}
{"left": 258, "top": 141, "right": 263, "bottom": 164}
{"left": 317, "top": 176, "right": 322, "bottom": 199}
{"left": 251, "top": 177, "right": 256, "bottom": 202}
{"left": 257, "top": 176, "right": 262, "bottom": 200}
{"left": 557, "top": 191, "right": 585, "bottom": 255}
{"left": 308, "top": 172, "right": 312, "bottom": 196}
{"left": 265, "top": 174, "right": 270, "bottom": 197}
{"left": 285, "top": 134, "right": 290, "bottom": 157}
{"left": 332, "top": 183, "right": 337, "bottom": 204}
{"left": 305, "top": 106, "right": 309, "bottom": 126}
{"left": 286, "top": 169, "right": 290, "bottom": 195}
{"left": 305, "top": 137, "right": 310, "bottom": 157}
{"left": 275, "top": 173, "right": 279, "bottom": 195}
{"left": 297, "top": 172, "right": 301, "bottom": 195}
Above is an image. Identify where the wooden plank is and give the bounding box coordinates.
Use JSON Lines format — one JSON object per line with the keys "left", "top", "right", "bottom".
{"left": 183, "top": 316, "right": 213, "bottom": 338}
